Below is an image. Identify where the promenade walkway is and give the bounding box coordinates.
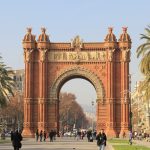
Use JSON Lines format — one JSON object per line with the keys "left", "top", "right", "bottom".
{"left": 0, "top": 137, "right": 113, "bottom": 150}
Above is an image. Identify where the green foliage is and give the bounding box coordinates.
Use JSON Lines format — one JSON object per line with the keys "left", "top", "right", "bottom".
{"left": 137, "top": 25, "right": 150, "bottom": 75}
{"left": 136, "top": 25, "right": 150, "bottom": 100}
{"left": 0, "top": 56, "right": 14, "bottom": 107}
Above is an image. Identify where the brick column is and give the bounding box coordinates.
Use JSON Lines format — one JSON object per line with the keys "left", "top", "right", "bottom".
{"left": 22, "top": 49, "right": 35, "bottom": 137}
{"left": 38, "top": 49, "right": 48, "bottom": 132}
{"left": 120, "top": 49, "right": 130, "bottom": 136}
{"left": 105, "top": 49, "right": 117, "bottom": 137}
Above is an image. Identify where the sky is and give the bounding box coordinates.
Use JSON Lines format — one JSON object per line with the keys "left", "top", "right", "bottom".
{"left": 0, "top": 0, "right": 149, "bottom": 105}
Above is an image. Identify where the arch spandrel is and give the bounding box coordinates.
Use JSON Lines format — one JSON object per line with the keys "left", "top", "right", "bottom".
{"left": 49, "top": 67, "right": 105, "bottom": 101}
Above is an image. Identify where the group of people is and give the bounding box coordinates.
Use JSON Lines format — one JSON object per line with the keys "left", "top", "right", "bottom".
{"left": 35, "top": 129, "right": 56, "bottom": 142}
{"left": 10, "top": 130, "right": 23, "bottom": 150}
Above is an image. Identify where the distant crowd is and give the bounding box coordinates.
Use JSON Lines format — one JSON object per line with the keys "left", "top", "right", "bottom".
{"left": 35, "top": 129, "right": 57, "bottom": 142}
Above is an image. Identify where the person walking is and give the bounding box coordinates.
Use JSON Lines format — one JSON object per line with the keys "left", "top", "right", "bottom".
{"left": 49, "top": 130, "right": 54, "bottom": 142}
{"left": 96, "top": 129, "right": 107, "bottom": 150}
{"left": 129, "top": 131, "right": 133, "bottom": 145}
{"left": 35, "top": 129, "right": 39, "bottom": 142}
{"left": 39, "top": 130, "right": 43, "bottom": 142}
{"left": 12, "top": 130, "right": 23, "bottom": 150}
{"left": 43, "top": 131, "right": 47, "bottom": 142}
{"left": 87, "top": 130, "right": 92, "bottom": 142}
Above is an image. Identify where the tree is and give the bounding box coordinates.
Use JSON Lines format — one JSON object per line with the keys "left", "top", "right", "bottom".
{"left": 59, "top": 92, "right": 89, "bottom": 132}
{"left": 0, "top": 56, "right": 14, "bottom": 107}
{"left": 0, "top": 91, "right": 24, "bottom": 130}
{"left": 137, "top": 25, "right": 150, "bottom": 98}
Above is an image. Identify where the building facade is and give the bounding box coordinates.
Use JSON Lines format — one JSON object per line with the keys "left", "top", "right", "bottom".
{"left": 22, "top": 27, "right": 131, "bottom": 137}
{"left": 131, "top": 81, "right": 150, "bottom": 133}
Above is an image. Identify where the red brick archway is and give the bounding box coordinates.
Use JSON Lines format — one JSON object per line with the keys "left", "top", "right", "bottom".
{"left": 22, "top": 27, "right": 131, "bottom": 137}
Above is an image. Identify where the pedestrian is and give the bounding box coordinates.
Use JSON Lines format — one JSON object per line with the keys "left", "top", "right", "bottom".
{"left": 12, "top": 129, "right": 23, "bottom": 150}
{"left": 43, "top": 131, "right": 47, "bottom": 142}
{"left": 129, "top": 131, "right": 132, "bottom": 145}
{"left": 11, "top": 129, "right": 14, "bottom": 142}
{"left": 96, "top": 129, "right": 107, "bottom": 150}
{"left": 49, "top": 130, "right": 54, "bottom": 142}
{"left": 40, "top": 130, "right": 43, "bottom": 142}
{"left": 35, "top": 129, "right": 39, "bottom": 142}
{"left": 53, "top": 130, "right": 56, "bottom": 140}
{"left": 87, "top": 130, "right": 92, "bottom": 142}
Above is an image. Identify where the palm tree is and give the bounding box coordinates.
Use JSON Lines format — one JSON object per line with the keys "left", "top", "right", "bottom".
{"left": 0, "top": 56, "right": 14, "bottom": 107}
{"left": 137, "top": 25, "right": 150, "bottom": 98}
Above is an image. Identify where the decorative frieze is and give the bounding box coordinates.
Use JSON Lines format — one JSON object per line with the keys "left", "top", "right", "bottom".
{"left": 48, "top": 51, "right": 106, "bottom": 62}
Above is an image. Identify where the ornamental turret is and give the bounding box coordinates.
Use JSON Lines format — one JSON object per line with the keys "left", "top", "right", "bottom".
{"left": 119, "top": 27, "right": 131, "bottom": 49}
{"left": 22, "top": 28, "right": 36, "bottom": 49}
{"left": 37, "top": 27, "right": 50, "bottom": 49}
{"left": 104, "top": 27, "right": 117, "bottom": 49}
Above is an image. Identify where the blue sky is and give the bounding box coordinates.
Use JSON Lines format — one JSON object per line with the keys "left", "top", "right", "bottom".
{"left": 0, "top": 0, "right": 149, "bottom": 105}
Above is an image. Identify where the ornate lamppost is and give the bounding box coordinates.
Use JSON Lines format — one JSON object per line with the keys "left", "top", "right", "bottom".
{"left": 91, "top": 101, "right": 94, "bottom": 132}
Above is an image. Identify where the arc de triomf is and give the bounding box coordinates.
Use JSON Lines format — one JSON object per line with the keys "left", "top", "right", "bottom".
{"left": 22, "top": 27, "right": 131, "bottom": 137}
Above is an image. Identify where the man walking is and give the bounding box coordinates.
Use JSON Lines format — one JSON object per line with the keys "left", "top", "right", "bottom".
{"left": 96, "top": 129, "right": 107, "bottom": 150}
{"left": 12, "top": 130, "right": 23, "bottom": 150}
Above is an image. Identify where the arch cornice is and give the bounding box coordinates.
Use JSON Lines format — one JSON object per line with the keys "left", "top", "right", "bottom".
{"left": 49, "top": 66, "right": 105, "bottom": 101}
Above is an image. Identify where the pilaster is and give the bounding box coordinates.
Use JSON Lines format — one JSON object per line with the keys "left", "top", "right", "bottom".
{"left": 119, "top": 27, "right": 131, "bottom": 137}
{"left": 104, "top": 27, "right": 117, "bottom": 137}
{"left": 37, "top": 28, "right": 50, "bottom": 132}
{"left": 22, "top": 28, "right": 36, "bottom": 137}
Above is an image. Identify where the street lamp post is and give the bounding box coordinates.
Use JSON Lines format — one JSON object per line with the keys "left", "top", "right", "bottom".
{"left": 66, "top": 108, "right": 69, "bottom": 132}
{"left": 17, "top": 91, "right": 21, "bottom": 131}
{"left": 91, "top": 101, "right": 94, "bottom": 132}
{"left": 128, "top": 74, "right": 132, "bottom": 132}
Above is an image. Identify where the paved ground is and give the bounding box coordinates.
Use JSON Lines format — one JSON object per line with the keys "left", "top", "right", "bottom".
{"left": 133, "top": 139, "right": 150, "bottom": 148}
{"left": 0, "top": 137, "right": 113, "bottom": 150}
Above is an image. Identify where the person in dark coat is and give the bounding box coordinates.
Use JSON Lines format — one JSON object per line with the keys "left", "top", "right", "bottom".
{"left": 87, "top": 130, "right": 92, "bottom": 142}
{"left": 96, "top": 129, "right": 107, "bottom": 150}
{"left": 49, "top": 130, "right": 54, "bottom": 142}
{"left": 39, "top": 130, "right": 43, "bottom": 142}
{"left": 12, "top": 130, "right": 23, "bottom": 150}
{"left": 35, "top": 129, "right": 39, "bottom": 142}
{"left": 43, "top": 131, "right": 47, "bottom": 142}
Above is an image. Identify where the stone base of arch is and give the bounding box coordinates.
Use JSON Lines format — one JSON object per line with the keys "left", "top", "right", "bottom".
{"left": 22, "top": 128, "right": 35, "bottom": 138}
{"left": 119, "top": 128, "right": 129, "bottom": 138}
{"left": 105, "top": 128, "right": 118, "bottom": 138}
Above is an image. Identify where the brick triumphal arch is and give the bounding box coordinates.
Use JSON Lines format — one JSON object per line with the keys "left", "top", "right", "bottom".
{"left": 22, "top": 27, "right": 131, "bottom": 137}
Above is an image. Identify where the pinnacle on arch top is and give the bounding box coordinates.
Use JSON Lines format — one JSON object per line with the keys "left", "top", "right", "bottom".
{"left": 108, "top": 27, "right": 113, "bottom": 34}
{"left": 41, "top": 27, "right": 46, "bottom": 34}
{"left": 104, "top": 27, "right": 117, "bottom": 42}
{"left": 122, "top": 27, "right": 128, "bottom": 33}
{"left": 38, "top": 27, "right": 50, "bottom": 42}
{"left": 119, "top": 27, "right": 131, "bottom": 42}
{"left": 23, "top": 27, "right": 36, "bottom": 42}
{"left": 27, "top": 27, "right": 32, "bottom": 34}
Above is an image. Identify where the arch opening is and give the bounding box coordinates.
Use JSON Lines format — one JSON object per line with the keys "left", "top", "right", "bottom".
{"left": 59, "top": 78, "right": 97, "bottom": 133}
